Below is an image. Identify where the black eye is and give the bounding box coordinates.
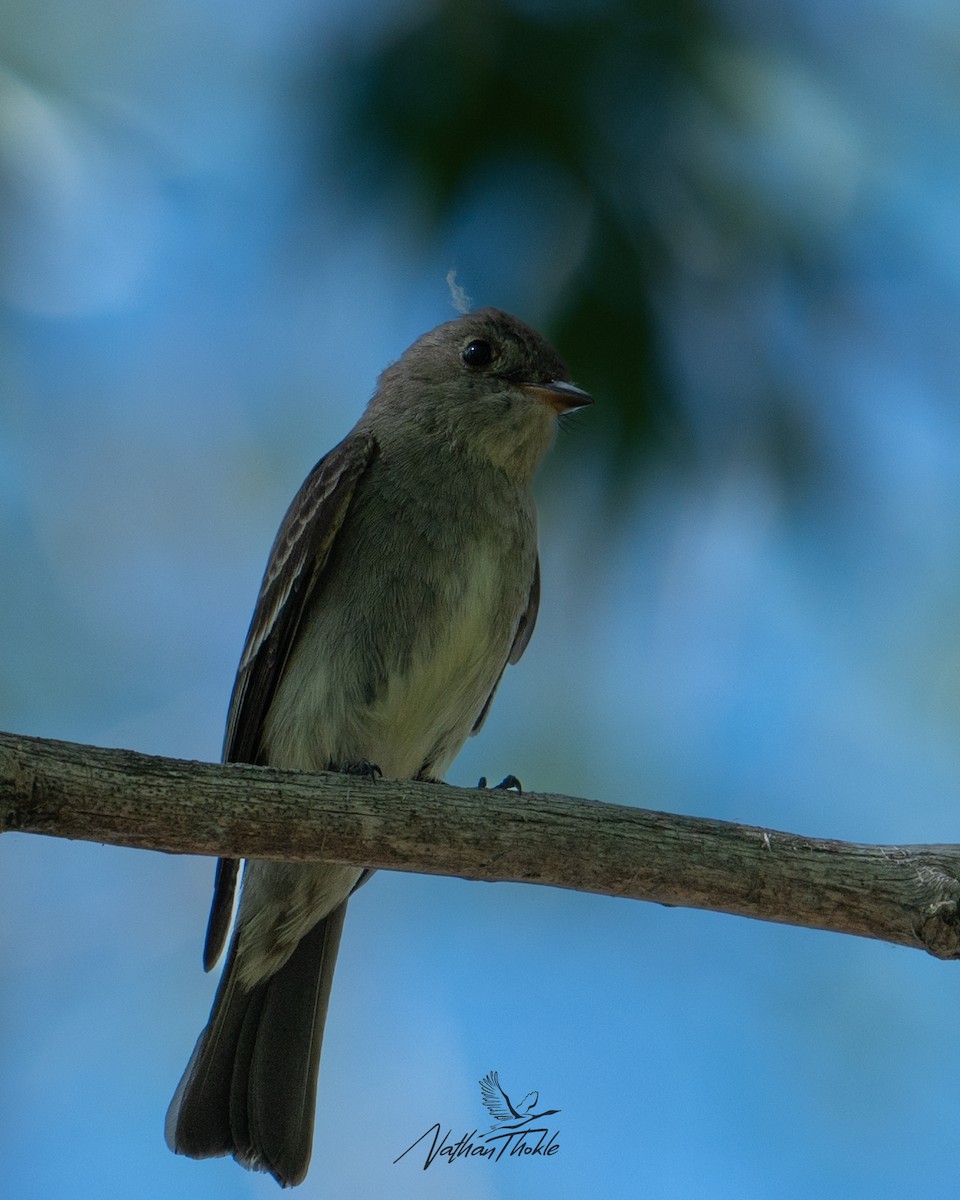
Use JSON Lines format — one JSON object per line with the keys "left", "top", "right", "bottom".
{"left": 461, "top": 338, "right": 493, "bottom": 368}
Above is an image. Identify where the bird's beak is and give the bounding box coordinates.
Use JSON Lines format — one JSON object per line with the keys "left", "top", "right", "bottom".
{"left": 520, "top": 379, "right": 594, "bottom": 414}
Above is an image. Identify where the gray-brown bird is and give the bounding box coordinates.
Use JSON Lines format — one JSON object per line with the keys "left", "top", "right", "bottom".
{"left": 165, "top": 308, "right": 591, "bottom": 1186}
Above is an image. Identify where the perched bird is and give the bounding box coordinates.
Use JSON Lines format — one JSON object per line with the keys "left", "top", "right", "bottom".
{"left": 165, "top": 308, "right": 591, "bottom": 1186}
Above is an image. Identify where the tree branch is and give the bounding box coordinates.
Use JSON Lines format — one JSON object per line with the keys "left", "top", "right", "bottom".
{"left": 2, "top": 728, "right": 959, "bottom": 959}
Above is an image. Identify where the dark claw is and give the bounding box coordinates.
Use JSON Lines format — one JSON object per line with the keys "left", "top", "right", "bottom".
{"left": 476, "top": 774, "right": 523, "bottom": 793}
{"left": 339, "top": 759, "right": 382, "bottom": 780}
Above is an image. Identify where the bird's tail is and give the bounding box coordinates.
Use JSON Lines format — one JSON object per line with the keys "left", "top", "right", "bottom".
{"left": 165, "top": 900, "right": 348, "bottom": 1188}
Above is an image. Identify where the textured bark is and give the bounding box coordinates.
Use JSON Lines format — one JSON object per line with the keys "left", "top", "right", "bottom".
{"left": 2, "top": 728, "right": 959, "bottom": 959}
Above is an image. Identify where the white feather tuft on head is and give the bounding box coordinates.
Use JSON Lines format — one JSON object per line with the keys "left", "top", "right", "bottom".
{"left": 446, "top": 269, "right": 472, "bottom": 314}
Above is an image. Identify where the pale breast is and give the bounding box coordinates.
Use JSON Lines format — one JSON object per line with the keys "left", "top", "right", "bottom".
{"left": 359, "top": 538, "right": 516, "bottom": 778}
{"left": 263, "top": 527, "right": 533, "bottom": 779}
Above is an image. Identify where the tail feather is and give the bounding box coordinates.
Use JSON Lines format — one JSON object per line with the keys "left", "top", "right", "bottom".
{"left": 166, "top": 901, "right": 348, "bottom": 1187}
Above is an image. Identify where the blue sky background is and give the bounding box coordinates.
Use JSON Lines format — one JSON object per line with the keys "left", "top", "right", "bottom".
{"left": 4, "top": 1, "right": 960, "bottom": 1197}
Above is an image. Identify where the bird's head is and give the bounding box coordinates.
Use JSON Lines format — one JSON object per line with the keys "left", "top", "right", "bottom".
{"left": 365, "top": 308, "right": 592, "bottom": 485}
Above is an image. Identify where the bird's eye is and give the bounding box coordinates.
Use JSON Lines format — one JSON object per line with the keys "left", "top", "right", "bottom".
{"left": 461, "top": 339, "right": 493, "bottom": 368}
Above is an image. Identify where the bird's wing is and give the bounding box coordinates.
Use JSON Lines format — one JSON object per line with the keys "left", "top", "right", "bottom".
{"left": 471, "top": 555, "right": 540, "bottom": 735}
{"left": 508, "top": 553, "right": 540, "bottom": 666}
{"left": 481, "top": 1071, "right": 526, "bottom": 1120}
{"left": 479, "top": 1071, "right": 516, "bottom": 1121}
{"left": 201, "top": 433, "right": 377, "bottom": 972}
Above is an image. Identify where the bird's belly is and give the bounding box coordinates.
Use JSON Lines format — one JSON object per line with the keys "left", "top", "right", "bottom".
{"left": 264, "top": 541, "right": 522, "bottom": 779}
{"left": 362, "top": 593, "right": 505, "bottom": 778}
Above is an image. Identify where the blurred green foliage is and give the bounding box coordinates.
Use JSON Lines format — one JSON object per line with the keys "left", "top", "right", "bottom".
{"left": 326, "top": 0, "right": 739, "bottom": 472}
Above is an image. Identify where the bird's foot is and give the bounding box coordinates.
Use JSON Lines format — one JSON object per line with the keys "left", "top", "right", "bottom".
{"left": 338, "top": 759, "right": 382, "bottom": 780}
{"left": 476, "top": 774, "right": 523, "bottom": 793}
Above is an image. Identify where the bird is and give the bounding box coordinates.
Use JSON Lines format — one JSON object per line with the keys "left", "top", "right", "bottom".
{"left": 165, "top": 307, "right": 591, "bottom": 1186}
{"left": 479, "top": 1070, "right": 560, "bottom": 1130}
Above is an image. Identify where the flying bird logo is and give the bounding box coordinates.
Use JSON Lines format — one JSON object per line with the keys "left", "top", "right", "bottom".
{"left": 479, "top": 1071, "right": 560, "bottom": 1132}
{"left": 393, "top": 1068, "right": 562, "bottom": 1167}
